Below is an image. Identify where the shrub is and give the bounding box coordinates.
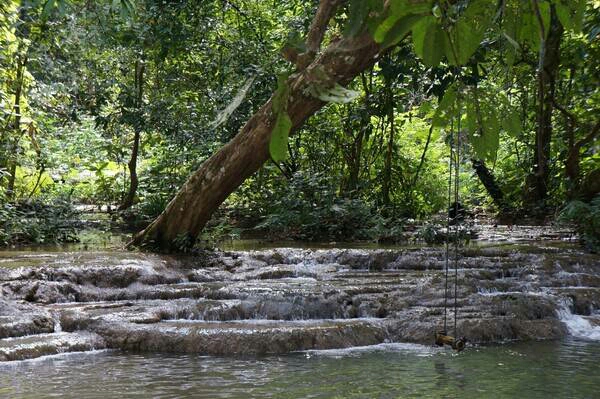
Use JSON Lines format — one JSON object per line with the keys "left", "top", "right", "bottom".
{"left": 0, "top": 194, "right": 80, "bottom": 246}
{"left": 559, "top": 195, "right": 600, "bottom": 252}
{"left": 255, "top": 171, "right": 380, "bottom": 241}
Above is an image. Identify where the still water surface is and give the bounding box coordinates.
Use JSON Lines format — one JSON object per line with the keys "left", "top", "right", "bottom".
{"left": 1, "top": 339, "right": 599, "bottom": 398}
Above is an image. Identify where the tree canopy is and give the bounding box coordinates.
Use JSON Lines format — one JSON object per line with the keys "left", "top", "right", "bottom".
{"left": 1, "top": 0, "right": 599, "bottom": 251}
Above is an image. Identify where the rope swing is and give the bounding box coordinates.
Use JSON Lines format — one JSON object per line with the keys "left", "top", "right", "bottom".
{"left": 436, "top": 98, "right": 466, "bottom": 352}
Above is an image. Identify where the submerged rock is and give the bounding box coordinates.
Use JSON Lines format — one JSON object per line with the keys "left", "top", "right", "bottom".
{"left": 0, "top": 244, "right": 599, "bottom": 361}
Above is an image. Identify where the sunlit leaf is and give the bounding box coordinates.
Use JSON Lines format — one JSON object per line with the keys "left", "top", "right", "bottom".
{"left": 269, "top": 111, "right": 292, "bottom": 162}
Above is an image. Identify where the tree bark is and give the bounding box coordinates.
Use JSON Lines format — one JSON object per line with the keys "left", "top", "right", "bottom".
{"left": 120, "top": 60, "right": 145, "bottom": 210}
{"left": 129, "top": 32, "right": 383, "bottom": 250}
{"left": 524, "top": 6, "right": 563, "bottom": 210}
{"left": 471, "top": 158, "right": 511, "bottom": 213}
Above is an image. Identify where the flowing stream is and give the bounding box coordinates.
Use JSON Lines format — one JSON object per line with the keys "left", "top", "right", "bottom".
{"left": 1, "top": 339, "right": 599, "bottom": 398}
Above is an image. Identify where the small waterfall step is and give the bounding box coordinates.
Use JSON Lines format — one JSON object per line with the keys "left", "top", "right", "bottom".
{"left": 0, "top": 331, "right": 106, "bottom": 362}
{"left": 95, "top": 318, "right": 389, "bottom": 355}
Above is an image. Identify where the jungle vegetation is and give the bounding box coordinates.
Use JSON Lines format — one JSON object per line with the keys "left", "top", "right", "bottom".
{"left": 0, "top": 0, "right": 599, "bottom": 251}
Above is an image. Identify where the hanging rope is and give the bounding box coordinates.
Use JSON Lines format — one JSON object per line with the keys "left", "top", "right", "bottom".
{"left": 443, "top": 118, "right": 453, "bottom": 334}
{"left": 442, "top": 97, "right": 461, "bottom": 339}
{"left": 453, "top": 99, "right": 461, "bottom": 338}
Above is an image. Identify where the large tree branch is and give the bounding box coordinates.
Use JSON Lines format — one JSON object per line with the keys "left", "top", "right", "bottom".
{"left": 296, "top": 0, "right": 344, "bottom": 69}
{"left": 306, "top": 0, "right": 343, "bottom": 53}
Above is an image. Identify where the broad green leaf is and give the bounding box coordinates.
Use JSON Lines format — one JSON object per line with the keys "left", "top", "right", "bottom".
{"left": 553, "top": 0, "right": 585, "bottom": 32}
{"left": 465, "top": 90, "right": 501, "bottom": 163}
{"left": 517, "top": 1, "right": 550, "bottom": 51}
{"left": 390, "top": 0, "right": 433, "bottom": 18}
{"left": 366, "top": 0, "right": 387, "bottom": 35}
{"left": 380, "top": 14, "right": 423, "bottom": 48}
{"left": 536, "top": 2, "right": 551, "bottom": 36}
{"left": 445, "top": 1, "right": 494, "bottom": 65}
{"left": 374, "top": 14, "right": 401, "bottom": 43}
{"left": 502, "top": 108, "right": 521, "bottom": 137}
{"left": 412, "top": 16, "right": 444, "bottom": 67}
{"left": 57, "top": 0, "right": 67, "bottom": 15}
{"left": 502, "top": 32, "right": 521, "bottom": 51}
{"left": 269, "top": 112, "right": 292, "bottom": 162}
{"left": 497, "top": 91, "right": 521, "bottom": 137}
{"left": 121, "top": 0, "right": 135, "bottom": 18}
{"left": 432, "top": 84, "right": 458, "bottom": 128}
{"left": 42, "top": 0, "right": 56, "bottom": 17}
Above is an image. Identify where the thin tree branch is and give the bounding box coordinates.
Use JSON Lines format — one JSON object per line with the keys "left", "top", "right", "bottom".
{"left": 551, "top": 98, "right": 578, "bottom": 126}
{"left": 576, "top": 120, "right": 600, "bottom": 149}
{"left": 411, "top": 125, "right": 434, "bottom": 188}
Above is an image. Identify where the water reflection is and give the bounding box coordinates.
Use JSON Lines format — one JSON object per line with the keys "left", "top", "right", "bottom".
{"left": 1, "top": 339, "right": 599, "bottom": 398}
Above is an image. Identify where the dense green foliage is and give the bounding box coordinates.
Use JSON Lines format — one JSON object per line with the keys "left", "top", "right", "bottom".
{"left": 1, "top": 0, "right": 599, "bottom": 248}
{"left": 560, "top": 195, "right": 600, "bottom": 252}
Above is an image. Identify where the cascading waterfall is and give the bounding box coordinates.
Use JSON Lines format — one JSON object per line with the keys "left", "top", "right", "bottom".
{"left": 557, "top": 298, "right": 600, "bottom": 341}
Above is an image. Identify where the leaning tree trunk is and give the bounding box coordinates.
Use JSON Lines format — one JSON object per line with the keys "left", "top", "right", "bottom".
{"left": 471, "top": 158, "right": 511, "bottom": 214}
{"left": 129, "top": 32, "right": 382, "bottom": 250}
{"left": 524, "top": 6, "right": 563, "bottom": 211}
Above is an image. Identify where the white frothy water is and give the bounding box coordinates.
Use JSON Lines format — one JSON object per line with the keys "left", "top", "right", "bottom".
{"left": 557, "top": 298, "right": 600, "bottom": 341}
{"left": 52, "top": 312, "right": 62, "bottom": 333}
{"left": 303, "top": 342, "right": 438, "bottom": 358}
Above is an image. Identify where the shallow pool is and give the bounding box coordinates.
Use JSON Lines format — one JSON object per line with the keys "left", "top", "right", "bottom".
{"left": 2, "top": 338, "right": 599, "bottom": 398}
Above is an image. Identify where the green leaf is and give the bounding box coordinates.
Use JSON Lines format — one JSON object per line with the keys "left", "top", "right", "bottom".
{"left": 502, "top": 108, "right": 521, "bottom": 137}
{"left": 374, "top": 14, "right": 401, "bottom": 43}
{"left": 497, "top": 92, "right": 521, "bottom": 137}
{"left": 445, "top": 1, "right": 494, "bottom": 65}
{"left": 390, "top": 0, "right": 433, "bottom": 18}
{"left": 465, "top": 90, "right": 500, "bottom": 163}
{"left": 502, "top": 32, "right": 521, "bottom": 51}
{"left": 537, "top": 2, "right": 551, "bottom": 36}
{"left": 432, "top": 84, "right": 458, "bottom": 128}
{"left": 42, "top": 0, "right": 55, "bottom": 17}
{"left": 510, "top": 1, "right": 550, "bottom": 52}
{"left": 553, "top": 0, "right": 585, "bottom": 32}
{"left": 380, "top": 14, "right": 423, "bottom": 48}
{"left": 269, "top": 112, "right": 292, "bottom": 162}
{"left": 412, "top": 16, "right": 444, "bottom": 67}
